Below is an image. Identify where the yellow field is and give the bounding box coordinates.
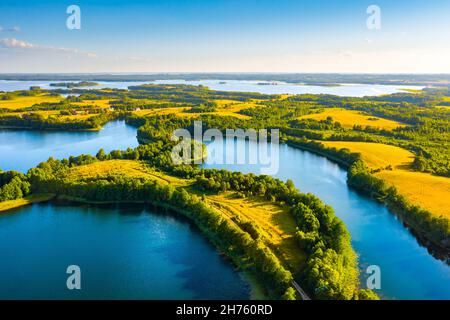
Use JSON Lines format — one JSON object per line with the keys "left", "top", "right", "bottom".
{"left": 376, "top": 170, "right": 450, "bottom": 218}
{"left": 67, "top": 160, "right": 188, "bottom": 186}
{"left": 132, "top": 107, "right": 190, "bottom": 117}
{"left": 299, "top": 108, "right": 405, "bottom": 130}
{"left": 400, "top": 89, "right": 423, "bottom": 94}
{"left": 58, "top": 114, "right": 97, "bottom": 121}
{"left": 322, "top": 141, "right": 414, "bottom": 169}
{"left": 321, "top": 141, "right": 450, "bottom": 217}
{"left": 128, "top": 99, "right": 261, "bottom": 119}
{"left": 0, "top": 194, "right": 54, "bottom": 213}
{"left": 0, "top": 95, "right": 63, "bottom": 110}
{"left": 206, "top": 193, "right": 305, "bottom": 271}
{"left": 178, "top": 100, "right": 258, "bottom": 119}
{"left": 72, "top": 99, "right": 113, "bottom": 109}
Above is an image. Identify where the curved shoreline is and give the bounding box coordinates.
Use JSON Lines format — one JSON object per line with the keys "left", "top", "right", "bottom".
{"left": 53, "top": 195, "right": 288, "bottom": 299}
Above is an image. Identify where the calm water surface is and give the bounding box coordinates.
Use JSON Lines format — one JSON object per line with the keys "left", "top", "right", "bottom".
{"left": 0, "top": 80, "right": 423, "bottom": 97}
{"left": 0, "top": 120, "right": 138, "bottom": 172}
{"left": 0, "top": 202, "right": 251, "bottom": 299}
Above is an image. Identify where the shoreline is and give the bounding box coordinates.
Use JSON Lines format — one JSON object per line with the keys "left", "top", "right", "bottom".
{"left": 0, "top": 125, "right": 101, "bottom": 132}
{"left": 286, "top": 138, "right": 449, "bottom": 261}
{"left": 0, "top": 194, "right": 55, "bottom": 213}
{"left": 49, "top": 195, "right": 280, "bottom": 300}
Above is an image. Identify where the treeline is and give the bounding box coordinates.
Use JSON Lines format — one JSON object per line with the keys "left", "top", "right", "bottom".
{"left": 0, "top": 112, "right": 122, "bottom": 130}
{"left": 49, "top": 81, "right": 99, "bottom": 88}
{"left": 127, "top": 84, "right": 278, "bottom": 103}
{"left": 0, "top": 170, "right": 30, "bottom": 201}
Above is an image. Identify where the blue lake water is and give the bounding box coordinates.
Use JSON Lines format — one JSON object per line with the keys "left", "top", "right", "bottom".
{"left": 201, "top": 140, "right": 450, "bottom": 300}
{"left": 0, "top": 202, "right": 251, "bottom": 299}
{"left": 154, "top": 80, "right": 424, "bottom": 97}
{"left": 0, "top": 120, "right": 138, "bottom": 172}
{"left": 0, "top": 80, "right": 423, "bottom": 97}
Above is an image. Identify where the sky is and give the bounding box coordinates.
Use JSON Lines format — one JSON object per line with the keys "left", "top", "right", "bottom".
{"left": 0, "top": 0, "right": 450, "bottom": 73}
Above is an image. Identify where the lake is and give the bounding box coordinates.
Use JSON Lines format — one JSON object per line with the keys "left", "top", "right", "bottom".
{"left": 0, "top": 202, "right": 251, "bottom": 299}
{"left": 0, "top": 120, "right": 138, "bottom": 172}
{"left": 0, "top": 80, "right": 423, "bottom": 97}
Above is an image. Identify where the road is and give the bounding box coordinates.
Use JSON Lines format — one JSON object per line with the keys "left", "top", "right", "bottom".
{"left": 292, "top": 281, "right": 311, "bottom": 300}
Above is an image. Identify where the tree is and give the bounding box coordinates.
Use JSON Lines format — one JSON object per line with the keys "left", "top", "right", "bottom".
{"left": 282, "top": 287, "right": 297, "bottom": 300}
{"left": 96, "top": 149, "right": 107, "bottom": 160}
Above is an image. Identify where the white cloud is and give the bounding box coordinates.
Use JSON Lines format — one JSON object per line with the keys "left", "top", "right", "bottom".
{"left": 0, "top": 26, "right": 21, "bottom": 33}
{"left": 0, "top": 38, "right": 97, "bottom": 58}
{"left": 0, "top": 38, "right": 35, "bottom": 48}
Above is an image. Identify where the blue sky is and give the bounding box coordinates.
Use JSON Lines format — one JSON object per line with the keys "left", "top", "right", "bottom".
{"left": 1, "top": 0, "right": 450, "bottom": 73}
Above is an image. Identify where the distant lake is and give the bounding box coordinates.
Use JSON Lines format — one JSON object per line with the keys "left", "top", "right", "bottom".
{"left": 0, "top": 80, "right": 424, "bottom": 97}
{"left": 0, "top": 202, "right": 251, "bottom": 299}
{"left": 0, "top": 120, "right": 138, "bottom": 172}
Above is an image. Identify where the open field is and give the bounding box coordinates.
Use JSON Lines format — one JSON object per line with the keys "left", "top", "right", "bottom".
{"left": 131, "top": 100, "right": 258, "bottom": 119}
{"left": 376, "top": 170, "right": 450, "bottom": 218}
{"left": 175, "top": 100, "right": 258, "bottom": 119}
{"left": 132, "top": 107, "right": 191, "bottom": 117}
{"left": 299, "top": 108, "right": 406, "bottom": 130}
{"left": 321, "top": 141, "right": 450, "bottom": 217}
{"left": 72, "top": 99, "right": 114, "bottom": 109}
{"left": 0, "top": 95, "right": 63, "bottom": 110}
{"left": 67, "top": 160, "right": 188, "bottom": 186}
{"left": 321, "top": 141, "right": 414, "bottom": 169}
{"left": 206, "top": 193, "right": 305, "bottom": 272}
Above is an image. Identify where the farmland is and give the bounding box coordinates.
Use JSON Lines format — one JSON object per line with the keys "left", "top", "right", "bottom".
{"left": 321, "top": 141, "right": 450, "bottom": 217}
{"left": 299, "top": 108, "right": 406, "bottom": 130}
{"left": 0, "top": 94, "right": 63, "bottom": 109}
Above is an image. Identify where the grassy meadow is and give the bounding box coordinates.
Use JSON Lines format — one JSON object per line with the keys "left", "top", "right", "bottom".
{"left": 0, "top": 94, "right": 63, "bottom": 109}
{"left": 299, "top": 108, "right": 406, "bottom": 130}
